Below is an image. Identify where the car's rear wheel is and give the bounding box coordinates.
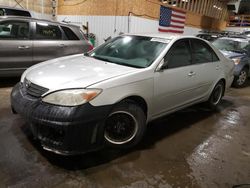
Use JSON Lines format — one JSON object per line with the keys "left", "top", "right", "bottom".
{"left": 207, "top": 81, "right": 224, "bottom": 109}
{"left": 104, "top": 100, "right": 146, "bottom": 148}
{"left": 232, "top": 67, "right": 248, "bottom": 88}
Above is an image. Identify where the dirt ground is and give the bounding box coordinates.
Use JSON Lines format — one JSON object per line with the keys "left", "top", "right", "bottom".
{"left": 0, "top": 77, "right": 250, "bottom": 188}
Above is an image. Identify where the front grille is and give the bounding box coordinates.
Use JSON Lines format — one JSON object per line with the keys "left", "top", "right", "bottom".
{"left": 38, "top": 124, "right": 65, "bottom": 146}
{"left": 24, "top": 78, "right": 49, "bottom": 97}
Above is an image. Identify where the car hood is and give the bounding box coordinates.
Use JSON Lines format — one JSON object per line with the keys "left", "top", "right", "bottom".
{"left": 24, "top": 54, "right": 138, "bottom": 90}
{"left": 220, "top": 50, "right": 245, "bottom": 59}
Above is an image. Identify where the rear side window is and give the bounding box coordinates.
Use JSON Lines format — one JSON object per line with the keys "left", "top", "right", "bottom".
{"left": 79, "top": 30, "right": 87, "bottom": 40}
{"left": 0, "top": 21, "right": 29, "bottom": 40}
{"left": 165, "top": 40, "right": 192, "bottom": 69}
{"left": 0, "top": 8, "right": 4, "bottom": 16}
{"left": 61, "top": 26, "right": 79, "bottom": 40}
{"left": 191, "top": 39, "right": 219, "bottom": 64}
{"left": 35, "top": 23, "right": 62, "bottom": 40}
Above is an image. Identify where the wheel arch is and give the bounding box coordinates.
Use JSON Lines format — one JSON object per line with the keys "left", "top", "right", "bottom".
{"left": 243, "top": 64, "right": 249, "bottom": 73}
{"left": 118, "top": 95, "right": 148, "bottom": 117}
{"left": 219, "top": 78, "right": 226, "bottom": 96}
{"left": 209, "top": 78, "right": 226, "bottom": 98}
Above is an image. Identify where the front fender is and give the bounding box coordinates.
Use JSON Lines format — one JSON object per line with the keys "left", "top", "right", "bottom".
{"left": 89, "top": 78, "right": 154, "bottom": 120}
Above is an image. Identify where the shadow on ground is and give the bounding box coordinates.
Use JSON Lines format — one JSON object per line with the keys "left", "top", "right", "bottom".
{"left": 0, "top": 77, "right": 20, "bottom": 88}
{"left": 19, "top": 98, "right": 234, "bottom": 171}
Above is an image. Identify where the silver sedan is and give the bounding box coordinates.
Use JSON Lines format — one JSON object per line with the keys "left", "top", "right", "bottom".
{"left": 11, "top": 34, "right": 234, "bottom": 155}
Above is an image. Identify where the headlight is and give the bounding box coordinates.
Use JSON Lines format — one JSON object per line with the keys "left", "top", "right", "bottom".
{"left": 232, "top": 58, "right": 241, "bottom": 65}
{"left": 42, "top": 89, "right": 102, "bottom": 106}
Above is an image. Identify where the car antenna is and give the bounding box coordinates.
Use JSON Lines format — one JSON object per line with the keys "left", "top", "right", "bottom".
{"left": 62, "top": 17, "right": 70, "bottom": 23}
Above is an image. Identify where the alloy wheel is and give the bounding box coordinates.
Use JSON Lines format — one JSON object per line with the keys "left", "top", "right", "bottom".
{"left": 104, "top": 111, "right": 138, "bottom": 145}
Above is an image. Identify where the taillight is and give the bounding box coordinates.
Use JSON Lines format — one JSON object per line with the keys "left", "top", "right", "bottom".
{"left": 88, "top": 44, "right": 94, "bottom": 51}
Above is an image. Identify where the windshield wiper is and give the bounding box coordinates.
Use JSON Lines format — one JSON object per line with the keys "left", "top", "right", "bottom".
{"left": 92, "top": 55, "right": 144, "bottom": 68}
{"left": 92, "top": 56, "right": 119, "bottom": 64}
{"left": 92, "top": 56, "right": 110, "bottom": 62}
{"left": 114, "top": 62, "right": 143, "bottom": 68}
{"left": 230, "top": 49, "right": 245, "bottom": 54}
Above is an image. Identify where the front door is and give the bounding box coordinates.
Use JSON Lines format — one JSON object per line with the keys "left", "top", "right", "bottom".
{"left": 0, "top": 20, "right": 32, "bottom": 75}
{"left": 153, "top": 39, "right": 197, "bottom": 117}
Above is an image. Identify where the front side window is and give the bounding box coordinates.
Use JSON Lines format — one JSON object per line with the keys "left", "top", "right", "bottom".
{"left": 191, "top": 39, "right": 219, "bottom": 64}
{"left": 165, "top": 40, "right": 191, "bottom": 69}
{"left": 35, "top": 22, "right": 62, "bottom": 40}
{"left": 89, "top": 36, "right": 168, "bottom": 68}
{"left": 0, "top": 21, "right": 29, "bottom": 40}
{"left": 0, "top": 8, "right": 5, "bottom": 16}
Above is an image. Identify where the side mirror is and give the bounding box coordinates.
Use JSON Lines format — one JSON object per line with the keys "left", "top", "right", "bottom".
{"left": 155, "top": 59, "right": 168, "bottom": 72}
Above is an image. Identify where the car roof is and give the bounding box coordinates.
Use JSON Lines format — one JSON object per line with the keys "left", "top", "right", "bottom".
{"left": 217, "top": 37, "right": 249, "bottom": 42}
{"left": 0, "top": 16, "right": 80, "bottom": 28}
{"left": 126, "top": 33, "right": 200, "bottom": 41}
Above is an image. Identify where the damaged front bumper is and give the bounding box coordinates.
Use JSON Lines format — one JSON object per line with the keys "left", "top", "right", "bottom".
{"left": 11, "top": 83, "right": 112, "bottom": 155}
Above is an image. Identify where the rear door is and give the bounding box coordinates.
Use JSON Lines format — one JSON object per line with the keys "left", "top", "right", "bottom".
{"left": 60, "top": 25, "right": 90, "bottom": 55}
{"left": 0, "top": 19, "right": 32, "bottom": 75}
{"left": 32, "top": 21, "right": 63, "bottom": 64}
{"left": 189, "top": 39, "right": 221, "bottom": 98}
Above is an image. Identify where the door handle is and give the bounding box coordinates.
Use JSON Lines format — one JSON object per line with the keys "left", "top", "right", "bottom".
{"left": 59, "top": 44, "right": 66, "bottom": 48}
{"left": 18, "top": 45, "right": 30, "bottom": 49}
{"left": 188, "top": 71, "right": 196, "bottom": 77}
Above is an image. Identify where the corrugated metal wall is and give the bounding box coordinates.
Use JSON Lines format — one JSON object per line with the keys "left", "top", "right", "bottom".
{"left": 57, "top": 15, "right": 128, "bottom": 45}
{"left": 57, "top": 15, "right": 200, "bottom": 45}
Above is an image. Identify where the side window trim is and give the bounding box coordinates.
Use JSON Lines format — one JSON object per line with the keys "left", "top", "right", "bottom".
{"left": 29, "top": 21, "right": 36, "bottom": 40}
{"left": 59, "top": 25, "right": 67, "bottom": 40}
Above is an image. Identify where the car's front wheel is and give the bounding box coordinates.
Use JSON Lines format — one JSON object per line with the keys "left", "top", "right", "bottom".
{"left": 207, "top": 81, "right": 224, "bottom": 109}
{"left": 104, "top": 100, "right": 146, "bottom": 148}
{"left": 232, "top": 67, "right": 248, "bottom": 88}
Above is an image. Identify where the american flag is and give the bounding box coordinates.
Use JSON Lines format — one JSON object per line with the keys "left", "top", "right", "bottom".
{"left": 158, "top": 6, "right": 186, "bottom": 34}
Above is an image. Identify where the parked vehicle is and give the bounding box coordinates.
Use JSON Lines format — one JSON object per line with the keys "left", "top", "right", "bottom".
{"left": 11, "top": 34, "right": 234, "bottom": 155}
{"left": 0, "top": 16, "right": 92, "bottom": 76}
{"left": 0, "top": 6, "right": 32, "bottom": 17}
{"left": 196, "top": 33, "right": 221, "bottom": 42}
{"left": 241, "top": 30, "right": 250, "bottom": 38}
{"left": 212, "top": 37, "right": 250, "bottom": 87}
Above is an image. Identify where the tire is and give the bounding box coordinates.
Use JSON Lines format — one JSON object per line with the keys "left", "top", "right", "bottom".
{"left": 104, "top": 100, "right": 146, "bottom": 149}
{"left": 207, "top": 81, "right": 224, "bottom": 109}
{"left": 232, "top": 67, "right": 248, "bottom": 88}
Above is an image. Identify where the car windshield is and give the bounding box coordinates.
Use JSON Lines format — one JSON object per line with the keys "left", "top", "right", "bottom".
{"left": 212, "top": 38, "right": 249, "bottom": 53}
{"left": 88, "top": 35, "right": 168, "bottom": 68}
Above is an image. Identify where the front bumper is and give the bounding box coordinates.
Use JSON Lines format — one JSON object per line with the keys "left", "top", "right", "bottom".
{"left": 11, "top": 83, "right": 112, "bottom": 155}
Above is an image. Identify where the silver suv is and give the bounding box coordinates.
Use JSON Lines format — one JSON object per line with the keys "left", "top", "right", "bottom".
{"left": 0, "top": 16, "right": 92, "bottom": 76}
